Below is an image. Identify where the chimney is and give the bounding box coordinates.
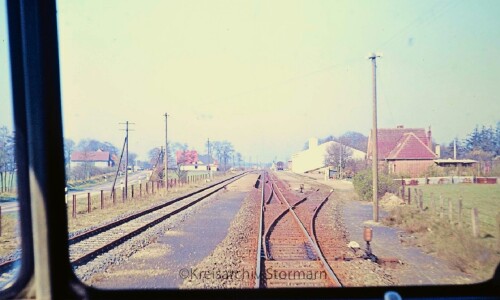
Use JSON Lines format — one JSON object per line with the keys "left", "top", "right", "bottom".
{"left": 435, "top": 144, "right": 441, "bottom": 158}
{"left": 309, "top": 137, "right": 318, "bottom": 149}
{"left": 427, "top": 126, "right": 432, "bottom": 148}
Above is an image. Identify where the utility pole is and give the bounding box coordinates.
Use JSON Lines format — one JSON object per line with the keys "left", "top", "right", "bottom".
{"left": 453, "top": 139, "right": 457, "bottom": 160}
{"left": 164, "top": 113, "right": 169, "bottom": 191}
{"left": 369, "top": 53, "right": 381, "bottom": 222}
{"left": 207, "top": 138, "right": 211, "bottom": 178}
{"left": 120, "top": 121, "right": 134, "bottom": 199}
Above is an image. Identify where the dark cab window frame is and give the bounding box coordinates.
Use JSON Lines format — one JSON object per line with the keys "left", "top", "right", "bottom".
{"left": 3, "top": 0, "right": 499, "bottom": 299}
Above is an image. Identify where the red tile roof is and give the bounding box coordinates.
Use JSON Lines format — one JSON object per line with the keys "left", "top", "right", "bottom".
{"left": 70, "top": 151, "right": 111, "bottom": 162}
{"left": 386, "top": 132, "right": 437, "bottom": 160}
{"left": 367, "top": 127, "right": 432, "bottom": 160}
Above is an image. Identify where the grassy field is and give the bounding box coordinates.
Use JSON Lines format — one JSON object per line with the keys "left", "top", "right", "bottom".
{"left": 417, "top": 184, "right": 500, "bottom": 236}
{"left": 384, "top": 183, "right": 500, "bottom": 282}
{"left": 0, "top": 213, "right": 20, "bottom": 256}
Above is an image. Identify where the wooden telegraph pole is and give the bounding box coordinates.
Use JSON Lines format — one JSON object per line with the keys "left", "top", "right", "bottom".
{"left": 120, "top": 121, "right": 134, "bottom": 199}
{"left": 369, "top": 53, "right": 381, "bottom": 222}
{"left": 164, "top": 113, "right": 169, "bottom": 191}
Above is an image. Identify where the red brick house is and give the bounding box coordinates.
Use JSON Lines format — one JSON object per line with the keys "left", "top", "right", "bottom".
{"left": 367, "top": 126, "right": 437, "bottom": 177}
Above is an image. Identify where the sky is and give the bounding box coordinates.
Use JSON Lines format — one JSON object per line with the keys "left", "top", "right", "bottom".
{"left": 1, "top": 0, "right": 500, "bottom": 163}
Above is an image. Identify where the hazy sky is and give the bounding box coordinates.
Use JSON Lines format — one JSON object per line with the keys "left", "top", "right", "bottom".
{"left": 1, "top": 0, "right": 500, "bottom": 162}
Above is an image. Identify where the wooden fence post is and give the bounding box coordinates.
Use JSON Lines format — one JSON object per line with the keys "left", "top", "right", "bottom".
{"left": 140, "top": 183, "right": 142, "bottom": 198}
{"left": 457, "top": 197, "right": 463, "bottom": 227}
{"left": 430, "top": 192, "right": 434, "bottom": 212}
{"left": 408, "top": 188, "right": 411, "bottom": 205}
{"left": 496, "top": 212, "right": 500, "bottom": 252}
{"left": 101, "top": 190, "right": 104, "bottom": 210}
{"left": 112, "top": 188, "right": 116, "bottom": 204}
{"left": 471, "top": 208, "right": 479, "bottom": 237}
{"left": 87, "top": 192, "right": 91, "bottom": 213}
{"left": 440, "top": 194, "right": 444, "bottom": 218}
{"left": 122, "top": 187, "right": 125, "bottom": 202}
{"left": 418, "top": 190, "right": 423, "bottom": 210}
{"left": 131, "top": 185, "right": 134, "bottom": 199}
{"left": 414, "top": 188, "right": 418, "bottom": 207}
{"left": 448, "top": 198, "right": 453, "bottom": 223}
{"left": 72, "top": 195, "right": 76, "bottom": 218}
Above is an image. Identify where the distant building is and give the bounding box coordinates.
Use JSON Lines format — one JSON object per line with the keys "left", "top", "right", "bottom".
{"left": 70, "top": 149, "right": 114, "bottom": 168}
{"left": 197, "top": 154, "right": 218, "bottom": 170}
{"left": 177, "top": 151, "right": 219, "bottom": 171}
{"left": 291, "top": 137, "right": 366, "bottom": 173}
{"left": 367, "top": 126, "right": 437, "bottom": 177}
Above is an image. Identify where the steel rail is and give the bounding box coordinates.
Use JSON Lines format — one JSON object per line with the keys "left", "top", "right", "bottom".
{"left": 0, "top": 172, "right": 250, "bottom": 276}
{"left": 71, "top": 172, "right": 248, "bottom": 268}
{"left": 254, "top": 172, "right": 265, "bottom": 288}
{"left": 69, "top": 172, "right": 248, "bottom": 245}
{"left": 270, "top": 175, "right": 343, "bottom": 287}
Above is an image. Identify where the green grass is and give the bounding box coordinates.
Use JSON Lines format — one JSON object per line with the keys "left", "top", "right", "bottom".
{"left": 0, "top": 213, "right": 21, "bottom": 256}
{"left": 384, "top": 183, "right": 500, "bottom": 282}
{"left": 417, "top": 184, "right": 500, "bottom": 236}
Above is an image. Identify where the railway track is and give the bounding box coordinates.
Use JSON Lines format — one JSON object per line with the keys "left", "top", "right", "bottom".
{"left": 0, "top": 172, "right": 249, "bottom": 277}
{"left": 256, "top": 172, "right": 342, "bottom": 288}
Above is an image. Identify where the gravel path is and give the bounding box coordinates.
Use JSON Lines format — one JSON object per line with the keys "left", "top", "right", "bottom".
{"left": 287, "top": 171, "right": 475, "bottom": 286}
{"left": 87, "top": 174, "right": 259, "bottom": 288}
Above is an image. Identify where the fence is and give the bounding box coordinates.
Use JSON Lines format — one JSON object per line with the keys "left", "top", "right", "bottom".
{"left": 394, "top": 176, "right": 497, "bottom": 186}
{"left": 68, "top": 172, "right": 213, "bottom": 218}
{"left": 395, "top": 186, "right": 500, "bottom": 248}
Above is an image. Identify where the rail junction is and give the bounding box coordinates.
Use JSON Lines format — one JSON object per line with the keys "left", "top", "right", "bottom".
{"left": 255, "top": 172, "right": 342, "bottom": 288}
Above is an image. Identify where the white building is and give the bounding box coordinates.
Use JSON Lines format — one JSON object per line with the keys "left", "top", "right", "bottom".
{"left": 291, "top": 137, "right": 366, "bottom": 173}
{"left": 70, "top": 150, "right": 114, "bottom": 168}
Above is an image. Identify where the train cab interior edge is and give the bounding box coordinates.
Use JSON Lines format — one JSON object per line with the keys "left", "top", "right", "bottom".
{"left": 1, "top": 0, "right": 499, "bottom": 299}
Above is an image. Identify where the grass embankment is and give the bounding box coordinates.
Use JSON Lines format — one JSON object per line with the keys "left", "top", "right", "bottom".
{"left": 67, "top": 172, "right": 233, "bottom": 233}
{"left": 0, "top": 213, "right": 20, "bottom": 256}
{"left": 383, "top": 184, "right": 500, "bottom": 282}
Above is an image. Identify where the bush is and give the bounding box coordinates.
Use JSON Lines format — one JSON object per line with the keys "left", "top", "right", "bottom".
{"left": 352, "top": 168, "right": 398, "bottom": 201}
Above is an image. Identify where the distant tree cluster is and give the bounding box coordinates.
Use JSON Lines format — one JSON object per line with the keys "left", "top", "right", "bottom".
{"left": 303, "top": 131, "right": 368, "bottom": 152}
{"left": 0, "top": 127, "right": 15, "bottom": 194}
{"left": 438, "top": 122, "right": 500, "bottom": 176}
{"left": 147, "top": 139, "right": 244, "bottom": 182}
{"left": 439, "top": 123, "right": 500, "bottom": 160}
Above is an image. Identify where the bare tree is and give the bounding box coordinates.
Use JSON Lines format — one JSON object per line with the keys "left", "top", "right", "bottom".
{"left": 236, "top": 152, "right": 242, "bottom": 169}
{"left": 324, "top": 141, "right": 352, "bottom": 178}
{"left": 0, "top": 127, "right": 15, "bottom": 193}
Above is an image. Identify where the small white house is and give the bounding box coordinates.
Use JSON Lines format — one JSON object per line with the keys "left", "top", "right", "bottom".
{"left": 70, "top": 150, "right": 114, "bottom": 168}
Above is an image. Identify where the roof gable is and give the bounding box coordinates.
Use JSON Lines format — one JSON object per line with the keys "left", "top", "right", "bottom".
{"left": 387, "top": 132, "right": 437, "bottom": 160}
{"left": 71, "top": 151, "right": 111, "bottom": 162}
{"left": 368, "top": 127, "right": 429, "bottom": 159}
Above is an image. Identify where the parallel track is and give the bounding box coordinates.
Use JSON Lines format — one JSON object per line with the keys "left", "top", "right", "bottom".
{"left": 0, "top": 172, "right": 249, "bottom": 275}
{"left": 256, "top": 172, "right": 342, "bottom": 288}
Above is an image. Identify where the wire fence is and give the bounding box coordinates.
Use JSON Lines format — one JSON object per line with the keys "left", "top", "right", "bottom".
{"left": 395, "top": 186, "right": 500, "bottom": 248}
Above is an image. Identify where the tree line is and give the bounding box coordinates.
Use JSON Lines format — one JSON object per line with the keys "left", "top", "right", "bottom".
{"left": 0, "top": 127, "right": 15, "bottom": 194}
{"left": 147, "top": 140, "right": 243, "bottom": 182}
{"left": 439, "top": 122, "right": 500, "bottom": 161}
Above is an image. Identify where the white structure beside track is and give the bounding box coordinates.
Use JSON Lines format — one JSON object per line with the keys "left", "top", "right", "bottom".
{"left": 291, "top": 137, "right": 366, "bottom": 173}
